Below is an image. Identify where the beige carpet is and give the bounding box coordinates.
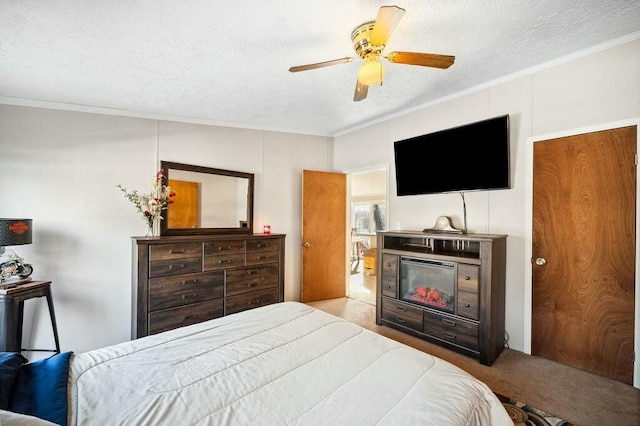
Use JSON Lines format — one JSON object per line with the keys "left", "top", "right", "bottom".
{"left": 307, "top": 297, "right": 640, "bottom": 426}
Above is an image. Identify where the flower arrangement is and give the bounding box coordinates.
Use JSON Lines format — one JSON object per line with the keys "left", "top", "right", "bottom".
{"left": 117, "top": 169, "right": 176, "bottom": 236}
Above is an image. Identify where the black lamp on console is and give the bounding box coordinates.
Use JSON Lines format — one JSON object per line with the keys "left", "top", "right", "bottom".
{"left": 0, "top": 218, "right": 34, "bottom": 285}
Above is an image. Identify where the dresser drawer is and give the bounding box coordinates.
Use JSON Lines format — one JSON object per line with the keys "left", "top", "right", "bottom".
{"left": 204, "top": 240, "right": 245, "bottom": 255}
{"left": 149, "top": 243, "right": 202, "bottom": 261}
{"left": 246, "top": 239, "right": 280, "bottom": 253}
{"left": 245, "top": 249, "right": 279, "bottom": 266}
{"left": 203, "top": 253, "right": 245, "bottom": 271}
{"left": 423, "top": 311, "right": 479, "bottom": 352}
{"left": 456, "top": 290, "right": 479, "bottom": 320}
{"left": 226, "top": 265, "right": 278, "bottom": 296}
{"left": 149, "top": 258, "right": 202, "bottom": 278}
{"left": 381, "top": 297, "right": 423, "bottom": 331}
{"left": 148, "top": 299, "right": 224, "bottom": 335}
{"left": 457, "top": 264, "right": 479, "bottom": 293}
{"left": 225, "top": 288, "right": 279, "bottom": 315}
{"left": 149, "top": 272, "right": 224, "bottom": 311}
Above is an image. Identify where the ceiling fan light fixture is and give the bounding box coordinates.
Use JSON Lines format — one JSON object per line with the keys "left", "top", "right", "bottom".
{"left": 358, "top": 58, "right": 384, "bottom": 86}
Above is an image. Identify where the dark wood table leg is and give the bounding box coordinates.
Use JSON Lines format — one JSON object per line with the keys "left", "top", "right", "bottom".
{"left": 0, "top": 296, "right": 20, "bottom": 352}
{"left": 44, "top": 285, "right": 61, "bottom": 354}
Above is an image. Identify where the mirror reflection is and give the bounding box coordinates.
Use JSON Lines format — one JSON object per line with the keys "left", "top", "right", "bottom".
{"left": 160, "top": 161, "right": 254, "bottom": 235}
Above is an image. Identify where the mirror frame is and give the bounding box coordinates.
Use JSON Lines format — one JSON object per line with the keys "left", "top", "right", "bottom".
{"left": 160, "top": 161, "right": 254, "bottom": 236}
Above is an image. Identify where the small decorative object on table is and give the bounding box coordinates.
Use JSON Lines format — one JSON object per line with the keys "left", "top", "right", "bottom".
{"left": 117, "top": 169, "right": 176, "bottom": 237}
{"left": 0, "top": 218, "right": 34, "bottom": 285}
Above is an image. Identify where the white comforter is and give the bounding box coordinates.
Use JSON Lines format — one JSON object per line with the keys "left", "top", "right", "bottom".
{"left": 68, "top": 302, "right": 513, "bottom": 425}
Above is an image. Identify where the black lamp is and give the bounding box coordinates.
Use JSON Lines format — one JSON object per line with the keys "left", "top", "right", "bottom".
{"left": 0, "top": 218, "right": 34, "bottom": 284}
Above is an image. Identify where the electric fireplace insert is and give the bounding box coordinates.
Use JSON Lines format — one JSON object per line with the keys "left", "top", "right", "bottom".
{"left": 400, "top": 256, "right": 455, "bottom": 313}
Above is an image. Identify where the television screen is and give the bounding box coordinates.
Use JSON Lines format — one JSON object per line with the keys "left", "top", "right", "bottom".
{"left": 394, "top": 115, "right": 510, "bottom": 196}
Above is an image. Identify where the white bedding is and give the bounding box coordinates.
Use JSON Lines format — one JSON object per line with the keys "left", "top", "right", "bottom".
{"left": 68, "top": 302, "right": 513, "bottom": 425}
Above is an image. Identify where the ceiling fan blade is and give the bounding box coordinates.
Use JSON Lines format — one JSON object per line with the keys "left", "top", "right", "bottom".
{"left": 370, "top": 5, "right": 406, "bottom": 46}
{"left": 353, "top": 79, "right": 368, "bottom": 102}
{"left": 386, "top": 51, "right": 455, "bottom": 69}
{"left": 288, "top": 57, "right": 354, "bottom": 73}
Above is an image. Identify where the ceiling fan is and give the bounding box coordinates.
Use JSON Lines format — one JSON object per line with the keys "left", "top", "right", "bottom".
{"left": 288, "top": 5, "right": 455, "bottom": 102}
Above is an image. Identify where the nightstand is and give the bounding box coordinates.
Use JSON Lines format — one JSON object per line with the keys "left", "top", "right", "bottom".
{"left": 0, "top": 280, "right": 61, "bottom": 354}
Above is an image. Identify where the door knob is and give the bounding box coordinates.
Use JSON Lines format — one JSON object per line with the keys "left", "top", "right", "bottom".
{"left": 302, "top": 241, "right": 314, "bottom": 248}
{"left": 535, "top": 257, "right": 547, "bottom": 266}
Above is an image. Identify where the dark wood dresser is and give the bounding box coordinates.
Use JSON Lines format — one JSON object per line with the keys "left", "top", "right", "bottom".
{"left": 132, "top": 233, "right": 285, "bottom": 338}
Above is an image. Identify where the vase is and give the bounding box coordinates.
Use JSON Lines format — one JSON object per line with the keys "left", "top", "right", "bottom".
{"left": 145, "top": 218, "right": 158, "bottom": 237}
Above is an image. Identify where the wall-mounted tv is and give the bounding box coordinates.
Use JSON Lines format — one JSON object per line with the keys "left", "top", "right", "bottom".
{"left": 394, "top": 114, "right": 510, "bottom": 196}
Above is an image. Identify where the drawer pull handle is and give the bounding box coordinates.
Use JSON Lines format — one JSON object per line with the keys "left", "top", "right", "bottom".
{"left": 184, "top": 314, "right": 198, "bottom": 320}
{"left": 169, "top": 249, "right": 185, "bottom": 254}
{"left": 218, "top": 246, "right": 232, "bottom": 252}
{"left": 395, "top": 316, "right": 406, "bottom": 323}
{"left": 169, "top": 264, "right": 185, "bottom": 270}
{"left": 465, "top": 276, "right": 471, "bottom": 280}
{"left": 248, "top": 299, "right": 260, "bottom": 305}
{"left": 396, "top": 305, "right": 407, "bottom": 312}
{"left": 442, "top": 331, "right": 457, "bottom": 339}
{"left": 465, "top": 303, "right": 471, "bottom": 308}
{"left": 181, "top": 293, "right": 197, "bottom": 299}
{"left": 248, "top": 283, "right": 258, "bottom": 288}
{"left": 384, "top": 284, "right": 391, "bottom": 289}
{"left": 247, "top": 270, "right": 260, "bottom": 275}
{"left": 442, "top": 318, "right": 456, "bottom": 326}
{"left": 218, "top": 259, "right": 233, "bottom": 264}
{"left": 257, "top": 256, "right": 266, "bottom": 260}
{"left": 386, "top": 263, "right": 392, "bottom": 267}
{"left": 181, "top": 279, "right": 197, "bottom": 285}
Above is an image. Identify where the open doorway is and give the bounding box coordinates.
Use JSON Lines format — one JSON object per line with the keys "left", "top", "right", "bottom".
{"left": 348, "top": 168, "right": 388, "bottom": 305}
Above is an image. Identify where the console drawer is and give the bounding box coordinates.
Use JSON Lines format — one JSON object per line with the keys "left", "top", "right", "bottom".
{"left": 148, "top": 299, "right": 223, "bottom": 335}
{"left": 381, "top": 298, "right": 423, "bottom": 331}
{"left": 381, "top": 254, "right": 398, "bottom": 297}
{"left": 381, "top": 279, "right": 397, "bottom": 298}
{"left": 456, "top": 290, "right": 479, "bottom": 320}
{"left": 457, "top": 264, "right": 479, "bottom": 293}
{"left": 423, "top": 311, "right": 479, "bottom": 352}
{"left": 382, "top": 254, "right": 398, "bottom": 276}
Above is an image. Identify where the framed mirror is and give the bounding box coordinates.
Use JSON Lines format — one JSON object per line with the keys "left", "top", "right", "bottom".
{"left": 160, "top": 161, "right": 254, "bottom": 235}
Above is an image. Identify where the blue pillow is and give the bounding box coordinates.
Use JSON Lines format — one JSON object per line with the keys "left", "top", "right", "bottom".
{"left": 9, "top": 351, "right": 72, "bottom": 426}
{"left": 0, "top": 352, "right": 28, "bottom": 409}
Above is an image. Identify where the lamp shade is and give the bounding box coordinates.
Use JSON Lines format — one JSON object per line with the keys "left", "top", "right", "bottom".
{"left": 0, "top": 219, "right": 33, "bottom": 246}
{"left": 357, "top": 58, "right": 384, "bottom": 86}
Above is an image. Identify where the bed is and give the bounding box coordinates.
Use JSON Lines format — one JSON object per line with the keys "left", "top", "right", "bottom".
{"left": 5, "top": 302, "right": 514, "bottom": 425}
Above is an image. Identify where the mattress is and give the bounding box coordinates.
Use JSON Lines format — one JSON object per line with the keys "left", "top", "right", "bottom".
{"left": 68, "top": 302, "right": 513, "bottom": 425}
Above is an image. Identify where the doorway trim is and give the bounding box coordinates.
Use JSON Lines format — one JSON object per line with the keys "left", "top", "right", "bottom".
{"left": 524, "top": 118, "right": 640, "bottom": 388}
{"left": 343, "top": 164, "right": 389, "bottom": 298}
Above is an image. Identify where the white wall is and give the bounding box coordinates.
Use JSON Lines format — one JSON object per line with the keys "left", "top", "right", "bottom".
{"left": 333, "top": 38, "right": 640, "bottom": 354}
{"left": 0, "top": 107, "right": 330, "bottom": 355}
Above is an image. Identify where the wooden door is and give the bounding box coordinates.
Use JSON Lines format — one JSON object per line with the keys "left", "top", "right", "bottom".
{"left": 302, "top": 170, "right": 347, "bottom": 302}
{"left": 532, "top": 125, "right": 636, "bottom": 384}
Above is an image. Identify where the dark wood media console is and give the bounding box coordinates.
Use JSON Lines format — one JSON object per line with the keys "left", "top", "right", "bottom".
{"left": 376, "top": 230, "right": 507, "bottom": 365}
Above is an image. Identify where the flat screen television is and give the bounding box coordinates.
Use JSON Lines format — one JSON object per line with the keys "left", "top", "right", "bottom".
{"left": 394, "top": 114, "right": 510, "bottom": 196}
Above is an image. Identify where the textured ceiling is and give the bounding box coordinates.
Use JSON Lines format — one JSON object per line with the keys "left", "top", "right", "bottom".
{"left": 1, "top": 1, "right": 639, "bottom": 137}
